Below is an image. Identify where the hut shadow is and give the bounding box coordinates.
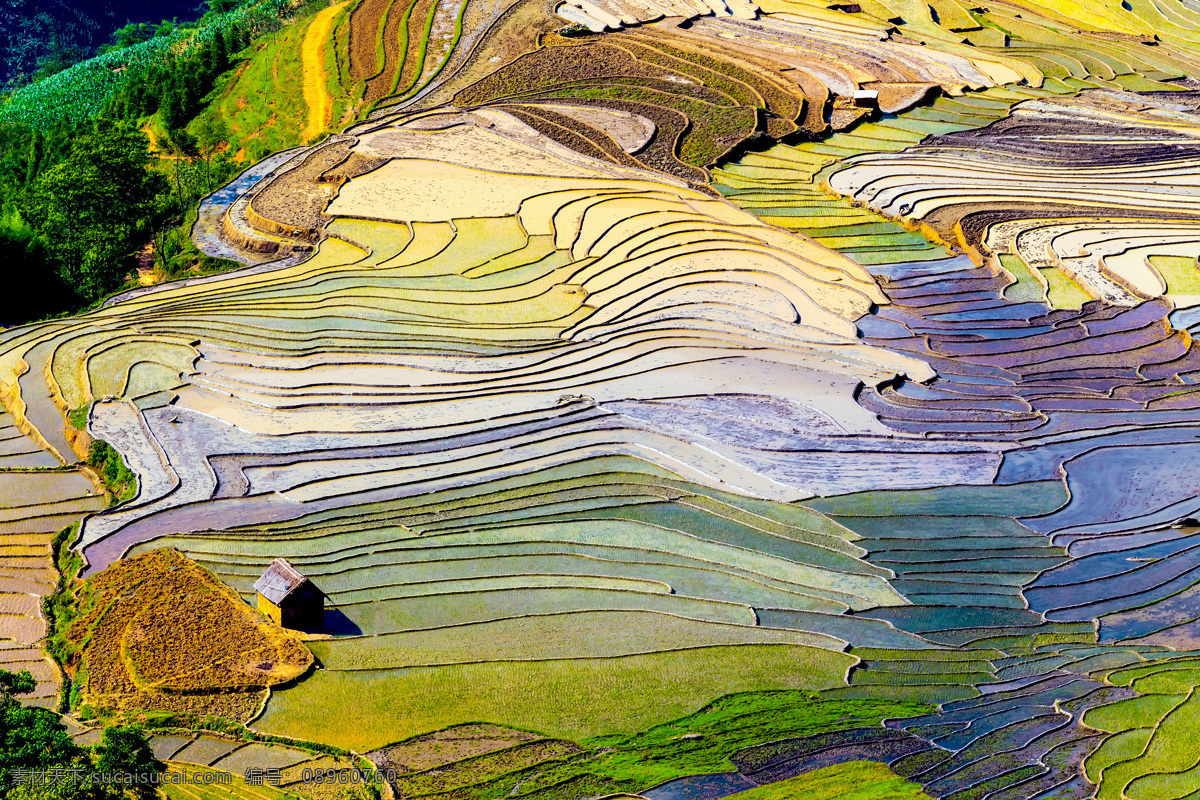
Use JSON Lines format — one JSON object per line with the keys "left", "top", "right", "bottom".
{"left": 315, "top": 608, "right": 362, "bottom": 636}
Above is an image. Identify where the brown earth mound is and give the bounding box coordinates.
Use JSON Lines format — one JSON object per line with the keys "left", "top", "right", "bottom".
{"left": 64, "top": 548, "right": 312, "bottom": 723}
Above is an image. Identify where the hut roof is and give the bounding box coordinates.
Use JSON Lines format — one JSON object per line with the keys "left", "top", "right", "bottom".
{"left": 253, "top": 558, "right": 316, "bottom": 606}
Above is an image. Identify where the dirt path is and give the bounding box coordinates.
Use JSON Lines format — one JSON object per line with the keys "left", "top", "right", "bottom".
{"left": 135, "top": 241, "right": 157, "bottom": 286}
{"left": 302, "top": 2, "right": 349, "bottom": 142}
{"left": 140, "top": 123, "right": 181, "bottom": 160}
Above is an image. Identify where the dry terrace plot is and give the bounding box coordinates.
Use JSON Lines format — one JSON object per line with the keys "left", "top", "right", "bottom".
{"left": 62, "top": 549, "right": 312, "bottom": 722}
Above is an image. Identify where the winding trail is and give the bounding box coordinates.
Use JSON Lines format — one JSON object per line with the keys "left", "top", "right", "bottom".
{"left": 301, "top": 1, "right": 348, "bottom": 142}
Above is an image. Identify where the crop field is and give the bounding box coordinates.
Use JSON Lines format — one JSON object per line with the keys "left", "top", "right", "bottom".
{"left": 264, "top": 689, "right": 932, "bottom": 795}
{"left": 0, "top": 1, "right": 279, "bottom": 129}
{"left": 0, "top": 464, "right": 103, "bottom": 706}
{"left": 60, "top": 549, "right": 312, "bottom": 723}
{"left": 9, "top": 0, "right": 1200, "bottom": 795}
{"left": 160, "top": 756, "right": 371, "bottom": 800}
{"left": 160, "top": 764, "right": 302, "bottom": 800}
{"left": 141, "top": 735, "right": 372, "bottom": 800}
{"left": 720, "top": 761, "right": 934, "bottom": 799}
{"left": 255, "top": 646, "right": 854, "bottom": 748}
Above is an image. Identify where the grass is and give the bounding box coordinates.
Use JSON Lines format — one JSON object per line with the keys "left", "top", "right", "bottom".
{"left": 725, "top": 762, "right": 934, "bottom": 799}
{"left": 309, "top": 611, "right": 841, "bottom": 669}
{"left": 87, "top": 440, "right": 137, "bottom": 503}
{"left": 1040, "top": 267, "right": 1091, "bottom": 310}
{"left": 206, "top": 16, "right": 315, "bottom": 161}
{"left": 1150, "top": 254, "right": 1200, "bottom": 295}
{"left": 254, "top": 644, "right": 855, "bottom": 750}
{"left": 45, "top": 522, "right": 85, "bottom": 712}
{"left": 999, "top": 254, "right": 1045, "bottom": 303}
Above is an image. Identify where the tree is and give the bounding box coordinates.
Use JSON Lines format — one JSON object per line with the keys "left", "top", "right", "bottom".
{"left": 24, "top": 131, "right": 43, "bottom": 188}
{"left": 222, "top": 24, "right": 242, "bottom": 57}
{"left": 25, "top": 124, "right": 167, "bottom": 302}
{"left": 94, "top": 728, "right": 161, "bottom": 800}
{"left": 160, "top": 85, "right": 185, "bottom": 131}
{"left": 0, "top": 670, "right": 35, "bottom": 699}
{"left": 210, "top": 31, "right": 229, "bottom": 74}
{"left": 106, "top": 23, "right": 154, "bottom": 51}
{"left": 0, "top": 671, "right": 165, "bottom": 800}
{"left": 0, "top": 225, "right": 70, "bottom": 323}
{"left": 194, "top": 114, "right": 230, "bottom": 189}
{"left": 0, "top": 669, "right": 82, "bottom": 800}
{"left": 183, "top": 68, "right": 204, "bottom": 118}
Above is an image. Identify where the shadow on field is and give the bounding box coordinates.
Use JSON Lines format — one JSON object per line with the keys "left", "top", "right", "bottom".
{"left": 318, "top": 608, "right": 362, "bottom": 636}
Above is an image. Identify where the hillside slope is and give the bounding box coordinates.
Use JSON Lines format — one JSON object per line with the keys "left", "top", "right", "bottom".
{"left": 7, "top": 0, "right": 1200, "bottom": 798}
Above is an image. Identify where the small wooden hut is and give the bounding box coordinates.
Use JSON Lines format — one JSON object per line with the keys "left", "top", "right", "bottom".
{"left": 254, "top": 558, "right": 324, "bottom": 630}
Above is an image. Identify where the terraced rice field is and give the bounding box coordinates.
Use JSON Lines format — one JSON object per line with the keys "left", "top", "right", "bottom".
{"left": 13, "top": 0, "right": 1200, "bottom": 796}
{"left": 719, "top": 761, "right": 934, "bottom": 799}
{"left": 0, "top": 461, "right": 103, "bottom": 706}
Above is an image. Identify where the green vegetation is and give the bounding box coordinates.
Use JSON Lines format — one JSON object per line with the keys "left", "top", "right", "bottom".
{"left": 0, "top": 1, "right": 286, "bottom": 130}
{"left": 572, "top": 692, "right": 931, "bottom": 791}
{"left": 1039, "top": 266, "right": 1091, "bottom": 310}
{"left": 1, "top": 669, "right": 79, "bottom": 800}
{"left": 725, "top": 762, "right": 934, "bottom": 799}
{"left": 22, "top": 124, "right": 165, "bottom": 301}
{"left": 303, "top": 692, "right": 930, "bottom": 799}
{"left": 0, "top": 100, "right": 234, "bottom": 321}
{"left": 1150, "top": 254, "right": 1200, "bottom": 295}
{"left": 0, "top": 0, "right": 337, "bottom": 324}
{"left": 999, "top": 253, "right": 1045, "bottom": 302}
{"left": 0, "top": 668, "right": 163, "bottom": 800}
{"left": 86, "top": 442, "right": 136, "bottom": 503}
{"left": 94, "top": 728, "right": 163, "bottom": 800}
{"left": 256, "top": 646, "right": 856, "bottom": 751}
{"left": 0, "top": 0, "right": 213, "bottom": 89}
{"left": 7, "top": 8, "right": 1200, "bottom": 800}
{"left": 1080, "top": 656, "right": 1200, "bottom": 799}
{"left": 46, "top": 523, "right": 85, "bottom": 713}
{"left": 55, "top": 549, "right": 311, "bottom": 728}
{"left": 203, "top": 5, "right": 337, "bottom": 159}
{"left": 160, "top": 764, "right": 302, "bottom": 800}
